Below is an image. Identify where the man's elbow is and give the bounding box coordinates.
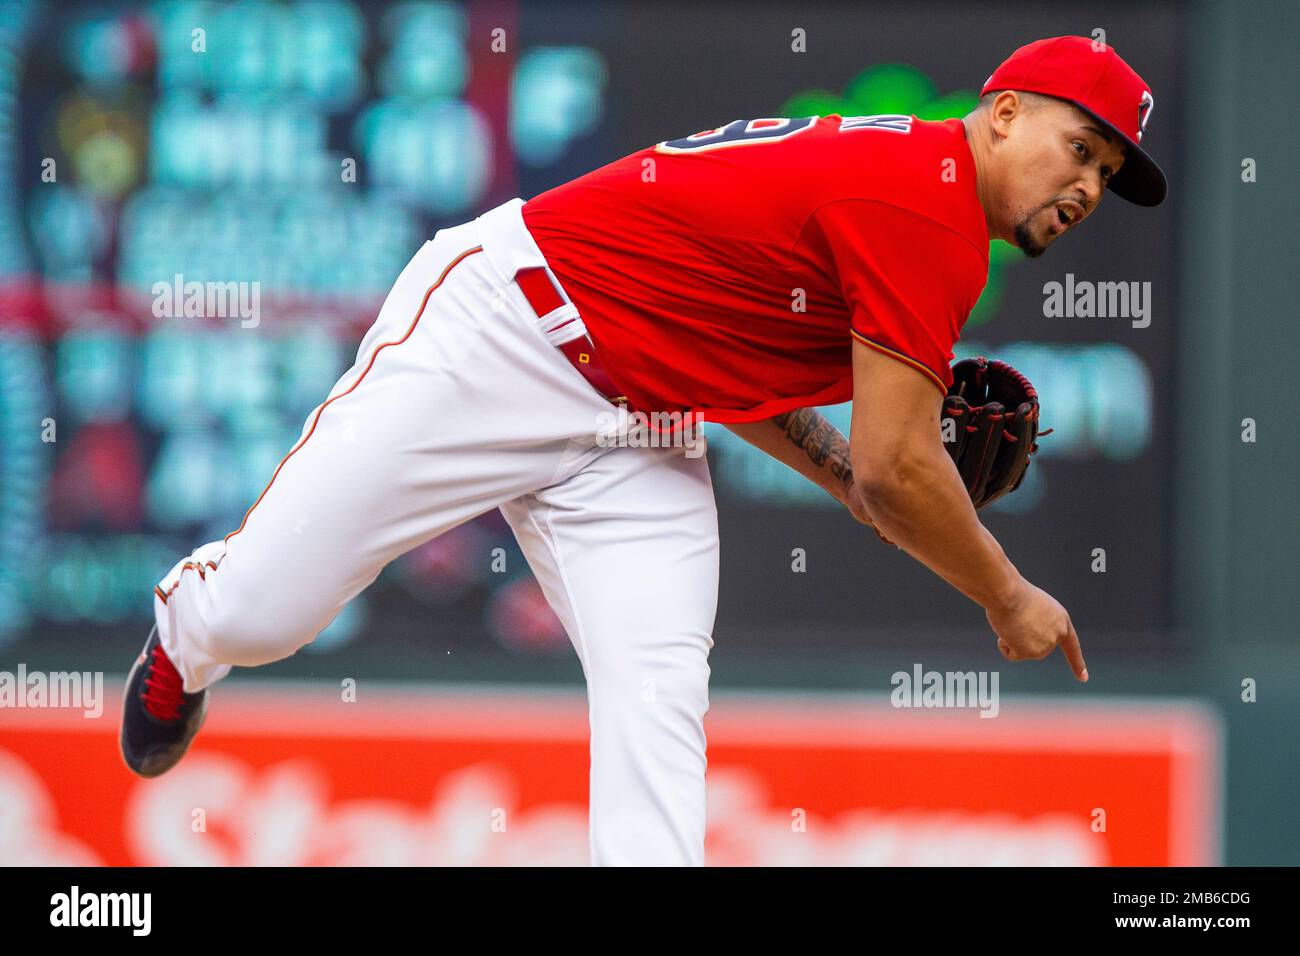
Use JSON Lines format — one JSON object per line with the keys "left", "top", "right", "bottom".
{"left": 854, "top": 448, "right": 931, "bottom": 508}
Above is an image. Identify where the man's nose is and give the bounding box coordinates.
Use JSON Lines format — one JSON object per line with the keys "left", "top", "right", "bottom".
{"left": 1075, "top": 174, "right": 1104, "bottom": 213}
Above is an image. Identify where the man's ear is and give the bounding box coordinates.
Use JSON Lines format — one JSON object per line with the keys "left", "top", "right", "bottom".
{"left": 988, "top": 90, "right": 1024, "bottom": 142}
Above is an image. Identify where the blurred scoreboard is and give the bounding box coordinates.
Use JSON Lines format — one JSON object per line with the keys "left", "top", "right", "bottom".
{"left": 0, "top": 0, "right": 1183, "bottom": 665}
{"left": 1, "top": 0, "right": 612, "bottom": 654}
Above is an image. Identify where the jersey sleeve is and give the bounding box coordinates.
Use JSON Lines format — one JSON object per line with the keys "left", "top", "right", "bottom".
{"left": 799, "top": 199, "right": 988, "bottom": 395}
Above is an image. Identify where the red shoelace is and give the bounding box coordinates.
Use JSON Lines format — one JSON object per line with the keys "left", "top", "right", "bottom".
{"left": 142, "top": 642, "right": 186, "bottom": 721}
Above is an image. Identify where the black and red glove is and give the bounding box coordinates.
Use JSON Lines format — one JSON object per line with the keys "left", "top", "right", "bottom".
{"left": 940, "top": 356, "right": 1050, "bottom": 510}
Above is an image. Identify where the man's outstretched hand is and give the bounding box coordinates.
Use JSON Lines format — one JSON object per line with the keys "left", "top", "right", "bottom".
{"left": 986, "top": 578, "right": 1089, "bottom": 682}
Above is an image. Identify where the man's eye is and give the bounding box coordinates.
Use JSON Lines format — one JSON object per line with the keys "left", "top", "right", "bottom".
{"left": 1101, "top": 166, "right": 1113, "bottom": 181}
{"left": 1072, "top": 141, "right": 1087, "bottom": 157}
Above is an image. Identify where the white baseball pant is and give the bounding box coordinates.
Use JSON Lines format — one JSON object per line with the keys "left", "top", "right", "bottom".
{"left": 152, "top": 198, "right": 721, "bottom": 866}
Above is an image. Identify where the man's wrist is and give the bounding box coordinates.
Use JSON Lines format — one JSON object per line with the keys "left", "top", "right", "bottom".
{"left": 982, "top": 567, "right": 1026, "bottom": 614}
{"left": 834, "top": 468, "right": 856, "bottom": 507}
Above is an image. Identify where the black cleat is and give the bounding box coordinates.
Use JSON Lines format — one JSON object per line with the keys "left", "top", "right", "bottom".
{"left": 120, "top": 625, "right": 208, "bottom": 778}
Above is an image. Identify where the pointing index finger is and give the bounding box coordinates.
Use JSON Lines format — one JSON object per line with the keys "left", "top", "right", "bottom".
{"left": 1060, "top": 621, "right": 1088, "bottom": 682}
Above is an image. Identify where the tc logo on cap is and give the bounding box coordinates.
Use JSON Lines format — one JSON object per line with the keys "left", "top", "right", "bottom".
{"left": 1137, "top": 91, "right": 1154, "bottom": 141}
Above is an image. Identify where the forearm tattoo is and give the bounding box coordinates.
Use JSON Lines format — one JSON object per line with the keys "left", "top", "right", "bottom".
{"left": 772, "top": 408, "right": 855, "bottom": 491}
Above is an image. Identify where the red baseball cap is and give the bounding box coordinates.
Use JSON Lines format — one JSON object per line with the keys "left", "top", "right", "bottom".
{"left": 981, "top": 35, "right": 1167, "bottom": 207}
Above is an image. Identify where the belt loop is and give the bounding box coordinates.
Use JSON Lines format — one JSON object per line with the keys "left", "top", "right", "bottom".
{"left": 513, "top": 266, "right": 627, "bottom": 408}
{"left": 516, "top": 267, "right": 580, "bottom": 339}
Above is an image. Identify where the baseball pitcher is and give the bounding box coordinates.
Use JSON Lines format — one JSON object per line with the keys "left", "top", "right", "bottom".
{"left": 120, "top": 36, "right": 1166, "bottom": 866}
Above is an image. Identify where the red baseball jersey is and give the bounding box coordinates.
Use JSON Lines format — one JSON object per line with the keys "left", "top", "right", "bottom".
{"left": 521, "top": 114, "right": 990, "bottom": 423}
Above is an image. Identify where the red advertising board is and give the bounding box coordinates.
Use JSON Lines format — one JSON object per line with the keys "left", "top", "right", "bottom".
{"left": 0, "top": 684, "right": 1220, "bottom": 866}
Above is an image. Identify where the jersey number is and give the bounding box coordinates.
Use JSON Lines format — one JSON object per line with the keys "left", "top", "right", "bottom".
{"left": 655, "top": 117, "right": 815, "bottom": 153}
{"left": 655, "top": 113, "right": 913, "bottom": 154}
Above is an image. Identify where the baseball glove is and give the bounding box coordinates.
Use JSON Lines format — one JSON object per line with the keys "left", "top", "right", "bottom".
{"left": 940, "top": 356, "right": 1050, "bottom": 510}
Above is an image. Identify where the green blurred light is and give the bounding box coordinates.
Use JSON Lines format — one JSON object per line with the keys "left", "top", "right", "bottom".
{"left": 845, "top": 64, "right": 937, "bottom": 116}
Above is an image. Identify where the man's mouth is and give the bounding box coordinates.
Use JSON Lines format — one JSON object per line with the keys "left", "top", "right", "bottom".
{"left": 1053, "top": 201, "right": 1085, "bottom": 233}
